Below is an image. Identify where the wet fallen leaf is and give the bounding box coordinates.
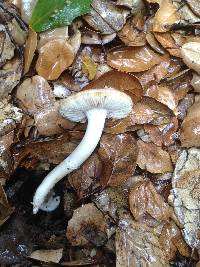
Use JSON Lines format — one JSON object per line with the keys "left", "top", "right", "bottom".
{"left": 137, "top": 140, "right": 173, "bottom": 173}
{"left": 146, "top": 32, "right": 165, "bottom": 54}
{"left": 84, "top": 70, "right": 143, "bottom": 103}
{"left": 66, "top": 203, "right": 107, "bottom": 246}
{"left": 116, "top": 214, "right": 170, "bottom": 267}
{"left": 129, "top": 180, "right": 173, "bottom": 224}
{"left": 191, "top": 72, "right": 200, "bottom": 93}
{"left": 30, "top": 248, "right": 63, "bottom": 263}
{"left": 98, "top": 134, "right": 138, "bottom": 186}
{"left": 153, "top": 0, "right": 180, "bottom": 32}
{"left": 118, "top": 15, "right": 146, "bottom": 46}
{"left": 36, "top": 39, "right": 74, "bottom": 80}
{"left": 144, "top": 117, "right": 178, "bottom": 146}
{"left": 24, "top": 28, "right": 37, "bottom": 74}
{"left": 107, "top": 46, "right": 163, "bottom": 73}
{"left": 68, "top": 153, "right": 102, "bottom": 199}
{"left": 180, "top": 101, "right": 200, "bottom": 147}
{"left": 171, "top": 148, "right": 200, "bottom": 250}
{"left": 181, "top": 42, "right": 200, "bottom": 74}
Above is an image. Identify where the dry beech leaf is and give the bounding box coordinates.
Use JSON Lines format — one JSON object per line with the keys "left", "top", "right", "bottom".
{"left": 146, "top": 32, "right": 165, "bottom": 54}
{"left": 153, "top": 0, "right": 180, "bottom": 32}
{"left": 30, "top": 249, "right": 63, "bottom": 263}
{"left": 36, "top": 39, "right": 74, "bottom": 80}
{"left": 68, "top": 153, "right": 102, "bottom": 199}
{"left": 181, "top": 42, "right": 200, "bottom": 75}
{"left": 12, "top": 132, "right": 83, "bottom": 170}
{"left": 107, "top": 46, "right": 163, "bottom": 73}
{"left": 81, "top": 54, "right": 98, "bottom": 80}
{"left": 159, "top": 222, "right": 190, "bottom": 261}
{"left": 137, "top": 140, "right": 173, "bottom": 173}
{"left": 154, "top": 32, "right": 181, "bottom": 57}
{"left": 116, "top": 215, "right": 170, "bottom": 267}
{"left": 118, "top": 15, "right": 146, "bottom": 47}
{"left": 66, "top": 203, "right": 107, "bottom": 246}
{"left": 180, "top": 101, "right": 200, "bottom": 147}
{"left": 171, "top": 148, "right": 200, "bottom": 250}
{"left": 98, "top": 134, "right": 138, "bottom": 187}
{"left": 129, "top": 180, "right": 173, "bottom": 224}
{"left": 144, "top": 117, "right": 178, "bottom": 146}
{"left": 0, "top": 184, "right": 14, "bottom": 226}
{"left": 24, "top": 28, "right": 37, "bottom": 75}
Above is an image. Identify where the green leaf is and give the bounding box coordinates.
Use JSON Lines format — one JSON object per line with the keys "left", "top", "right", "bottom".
{"left": 30, "top": 0, "right": 92, "bottom": 32}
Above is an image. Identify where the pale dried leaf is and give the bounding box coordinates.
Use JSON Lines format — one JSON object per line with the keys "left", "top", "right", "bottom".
{"left": 30, "top": 249, "right": 63, "bottom": 263}
{"left": 171, "top": 148, "right": 200, "bottom": 249}
{"left": 24, "top": 29, "right": 37, "bottom": 74}
{"left": 181, "top": 42, "right": 200, "bottom": 75}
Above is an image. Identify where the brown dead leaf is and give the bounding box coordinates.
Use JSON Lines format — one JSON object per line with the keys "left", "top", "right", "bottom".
{"left": 12, "top": 132, "right": 83, "bottom": 170}
{"left": 154, "top": 32, "right": 182, "bottom": 57}
{"left": 129, "top": 180, "right": 173, "bottom": 224}
{"left": 153, "top": 0, "right": 180, "bottom": 32}
{"left": 68, "top": 153, "right": 102, "bottom": 199}
{"left": 98, "top": 134, "right": 138, "bottom": 187}
{"left": 66, "top": 203, "right": 107, "bottom": 246}
{"left": 180, "top": 101, "right": 200, "bottom": 147}
{"left": 36, "top": 39, "right": 74, "bottom": 80}
{"left": 116, "top": 215, "right": 170, "bottom": 267}
{"left": 186, "top": 0, "right": 200, "bottom": 17}
{"left": 107, "top": 46, "right": 163, "bottom": 73}
{"left": 181, "top": 42, "right": 200, "bottom": 75}
{"left": 171, "top": 148, "right": 200, "bottom": 250}
{"left": 146, "top": 32, "right": 166, "bottom": 54}
{"left": 137, "top": 140, "right": 173, "bottom": 173}
{"left": 24, "top": 28, "right": 37, "bottom": 74}
{"left": 159, "top": 222, "right": 191, "bottom": 260}
{"left": 118, "top": 15, "right": 146, "bottom": 47}
{"left": 84, "top": 70, "right": 143, "bottom": 103}
{"left": 144, "top": 117, "right": 178, "bottom": 146}
{"left": 191, "top": 72, "right": 200, "bottom": 93}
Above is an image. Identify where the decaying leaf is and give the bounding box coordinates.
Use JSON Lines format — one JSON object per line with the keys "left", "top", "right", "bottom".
{"left": 30, "top": 248, "right": 63, "bottom": 263}
{"left": 116, "top": 214, "right": 170, "bottom": 267}
{"left": 0, "top": 184, "right": 14, "bottom": 227}
{"left": 93, "top": 187, "right": 128, "bottom": 220}
{"left": 0, "top": 24, "right": 15, "bottom": 66}
{"left": 180, "top": 100, "right": 200, "bottom": 147}
{"left": 81, "top": 54, "right": 98, "bottom": 80}
{"left": 159, "top": 222, "right": 191, "bottom": 261}
{"left": 186, "top": 0, "right": 200, "bottom": 17}
{"left": 68, "top": 153, "right": 102, "bottom": 199}
{"left": 171, "top": 148, "right": 200, "bottom": 250}
{"left": 137, "top": 140, "right": 173, "bottom": 173}
{"left": 153, "top": 0, "right": 180, "bottom": 32}
{"left": 24, "top": 28, "right": 37, "bottom": 74}
{"left": 0, "top": 56, "right": 23, "bottom": 98}
{"left": 66, "top": 203, "right": 107, "bottom": 246}
{"left": 129, "top": 180, "right": 173, "bottom": 224}
{"left": 98, "top": 134, "right": 138, "bottom": 186}
{"left": 107, "top": 46, "right": 163, "bottom": 72}
{"left": 181, "top": 42, "right": 200, "bottom": 75}
{"left": 12, "top": 132, "right": 82, "bottom": 170}
{"left": 36, "top": 39, "right": 74, "bottom": 80}
{"left": 84, "top": 0, "right": 127, "bottom": 34}
{"left": 191, "top": 72, "right": 200, "bottom": 93}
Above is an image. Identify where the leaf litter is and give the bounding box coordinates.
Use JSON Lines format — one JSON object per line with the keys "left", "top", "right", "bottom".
{"left": 1, "top": 0, "right": 200, "bottom": 266}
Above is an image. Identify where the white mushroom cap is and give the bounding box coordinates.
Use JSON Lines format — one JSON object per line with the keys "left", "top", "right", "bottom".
{"left": 59, "top": 88, "right": 133, "bottom": 122}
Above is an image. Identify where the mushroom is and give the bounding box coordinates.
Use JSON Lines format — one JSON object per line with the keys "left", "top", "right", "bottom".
{"left": 32, "top": 88, "right": 133, "bottom": 214}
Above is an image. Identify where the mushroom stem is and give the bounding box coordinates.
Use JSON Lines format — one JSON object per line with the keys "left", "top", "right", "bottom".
{"left": 32, "top": 108, "right": 107, "bottom": 214}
